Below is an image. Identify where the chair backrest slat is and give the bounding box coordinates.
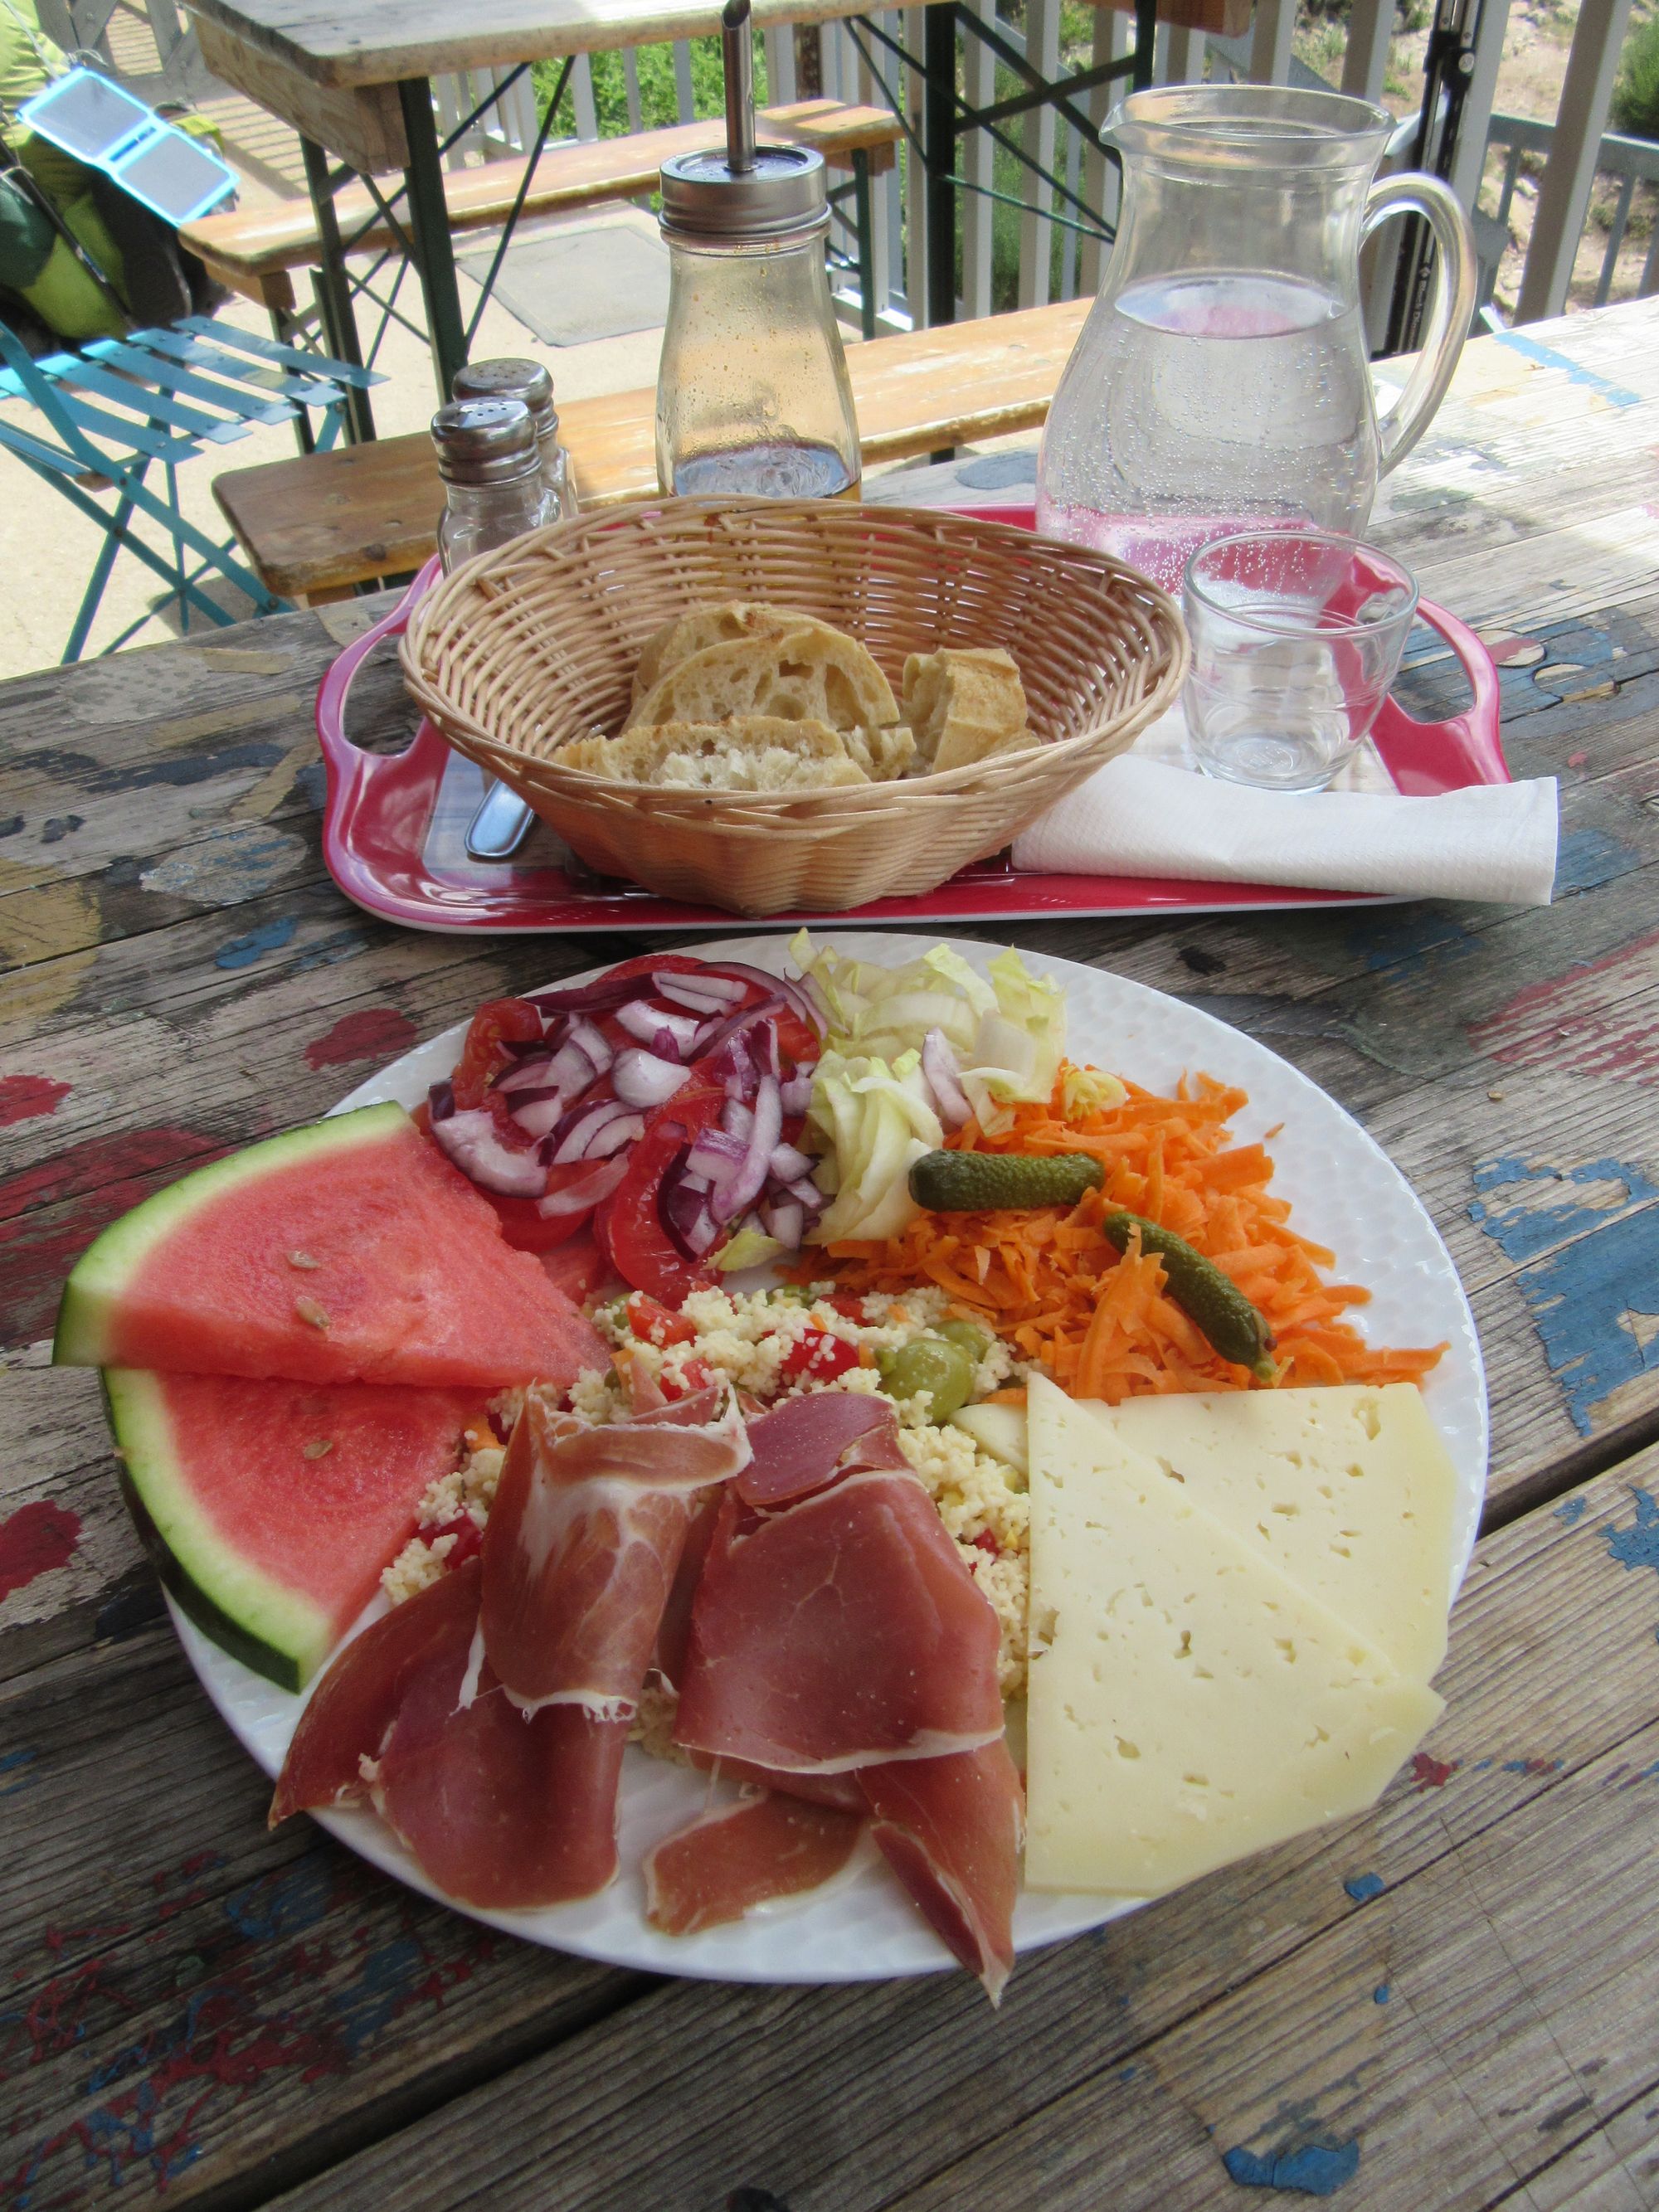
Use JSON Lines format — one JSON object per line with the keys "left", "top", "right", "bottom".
{"left": 134, "top": 326, "right": 345, "bottom": 408}
{"left": 36, "top": 357, "right": 252, "bottom": 440}
{"left": 83, "top": 338, "right": 296, "bottom": 425}
{"left": 174, "top": 314, "right": 385, "bottom": 390}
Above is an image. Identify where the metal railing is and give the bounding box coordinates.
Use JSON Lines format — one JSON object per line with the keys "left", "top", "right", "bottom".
{"left": 1486, "top": 109, "right": 1659, "bottom": 309}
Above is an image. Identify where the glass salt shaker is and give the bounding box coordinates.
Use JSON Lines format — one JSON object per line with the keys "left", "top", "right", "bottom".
{"left": 654, "top": 1, "right": 859, "bottom": 500}
{"left": 430, "top": 398, "right": 555, "bottom": 861}
{"left": 450, "top": 357, "right": 579, "bottom": 519}
{"left": 431, "top": 397, "right": 558, "bottom": 574}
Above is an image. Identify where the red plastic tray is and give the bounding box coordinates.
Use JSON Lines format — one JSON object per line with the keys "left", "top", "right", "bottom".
{"left": 316, "top": 508, "right": 1508, "bottom": 936}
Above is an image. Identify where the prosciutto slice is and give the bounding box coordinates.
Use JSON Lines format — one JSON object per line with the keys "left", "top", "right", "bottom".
{"left": 737, "top": 1391, "right": 912, "bottom": 1505}
{"left": 481, "top": 1382, "right": 751, "bottom": 1715}
{"left": 861, "top": 1743, "right": 1026, "bottom": 2004}
{"left": 643, "top": 1793, "right": 867, "bottom": 1936}
{"left": 270, "top": 1559, "right": 627, "bottom": 1907}
{"left": 674, "top": 1454, "right": 1005, "bottom": 1773}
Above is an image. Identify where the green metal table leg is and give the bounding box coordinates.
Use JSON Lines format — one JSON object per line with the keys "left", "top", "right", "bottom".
{"left": 923, "top": 0, "right": 959, "bottom": 329}
{"left": 399, "top": 76, "right": 469, "bottom": 401}
{"left": 300, "top": 136, "right": 376, "bottom": 444}
{"left": 852, "top": 148, "right": 877, "bottom": 340}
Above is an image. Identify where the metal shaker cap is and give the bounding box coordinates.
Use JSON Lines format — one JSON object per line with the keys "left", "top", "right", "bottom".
{"left": 658, "top": 143, "right": 829, "bottom": 243}
{"left": 451, "top": 357, "right": 561, "bottom": 444}
{"left": 430, "top": 397, "right": 540, "bottom": 486}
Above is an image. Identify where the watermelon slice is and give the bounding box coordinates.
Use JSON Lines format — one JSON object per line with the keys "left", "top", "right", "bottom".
{"left": 55, "top": 1104, "right": 606, "bottom": 1391}
{"left": 105, "top": 1368, "right": 485, "bottom": 1689}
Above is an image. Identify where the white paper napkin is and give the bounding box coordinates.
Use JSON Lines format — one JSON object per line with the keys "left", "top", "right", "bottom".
{"left": 1013, "top": 713, "right": 1559, "bottom": 905}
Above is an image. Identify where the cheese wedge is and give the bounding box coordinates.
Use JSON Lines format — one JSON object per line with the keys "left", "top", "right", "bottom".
{"left": 1024, "top": 1378, "right": 1442, "bottom": 1898}
{"left": 957, "top": 1383, "right": 1457, "bottom": 1681}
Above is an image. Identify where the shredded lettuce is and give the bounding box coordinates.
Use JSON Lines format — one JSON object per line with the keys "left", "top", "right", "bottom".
{"left": 791, "top": 931, "right": 1068, "bottom": 1135}
{"left": 713, "top": 1227, "right": 785, "bottom": 1273}
{"left": 805, "top": 1048, "right": 943, "bottom": 1243}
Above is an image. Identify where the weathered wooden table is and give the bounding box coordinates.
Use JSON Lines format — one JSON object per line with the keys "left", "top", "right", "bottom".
{"left": 3, "top": 296, "right": 1659, "bottom": 2210}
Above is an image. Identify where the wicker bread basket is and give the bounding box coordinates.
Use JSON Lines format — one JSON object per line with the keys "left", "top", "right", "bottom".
{"left": 400, "top": 498, "right": 1190, "bottom": 916}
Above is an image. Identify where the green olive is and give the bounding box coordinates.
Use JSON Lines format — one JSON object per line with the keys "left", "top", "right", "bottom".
{"left": 877, "top": 1335, "right": 975, "bottom": 1422}
{"left": 936, "top": 1319, "right": 992, "bottom": 1366}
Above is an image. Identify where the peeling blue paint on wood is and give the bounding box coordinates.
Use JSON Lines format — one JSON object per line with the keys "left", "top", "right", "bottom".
{"left": 213, "top": 916, "right": 298, "bottom": 970}
{"left": 1493, "top": 332, "right": 1641, "bottom": 406}
{"left": 1469, "top": 1169, "right": 1659, "bottom": 1432}
{"left": 1554, "top": 828, "right": 1642, "bottom": 896}
{"left": 1343, "top": 1873, "right": 1385, "bottom": 1902}
{"left": 1555, "top": 1497, "right": 1588, "bottom": 1525}
{"left": 1604, "top": 1488, "right": 1659, "bottom": 1573}
{"left": 1468, "top": 1156, "right": 1657, "bottom": 1266}
{"left": 1373, "top": 1985, "right": 1391, "bottom": 2005}
{"left": 1224, "top": 2141, "right": 1362, "bottom": 2195}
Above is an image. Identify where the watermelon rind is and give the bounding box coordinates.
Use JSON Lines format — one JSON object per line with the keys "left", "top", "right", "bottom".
{"left": 53, "top": 1103, "right": 411, "bottom": 1370}
{"left": 103, "top": 1368, "right": 333, "bottom": 1694}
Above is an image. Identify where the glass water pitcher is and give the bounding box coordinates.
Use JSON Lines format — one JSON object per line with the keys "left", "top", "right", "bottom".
{"left": 1037, "top": 85, "right": 1478, "bottom": 593}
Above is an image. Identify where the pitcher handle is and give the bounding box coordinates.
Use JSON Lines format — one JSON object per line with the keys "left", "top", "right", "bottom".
{"left": 1361, "top": 172, "right": 1479, "bottom": 478}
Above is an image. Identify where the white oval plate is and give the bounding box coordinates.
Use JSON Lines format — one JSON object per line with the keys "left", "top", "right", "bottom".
{"left": 170, "top": 932, "right": 1486, "bottom": 1983}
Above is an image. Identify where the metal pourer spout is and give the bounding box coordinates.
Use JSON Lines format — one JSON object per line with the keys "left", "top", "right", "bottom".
{"left": 722, "top": 0, "right": 756, "bottom": 174}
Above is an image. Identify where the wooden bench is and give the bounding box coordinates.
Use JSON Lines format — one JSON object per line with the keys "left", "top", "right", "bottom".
{"left": 212, "top": 298, "right": 1092, "bottom": 602}
{"left": 181, "top": 100, "right": 902, "bottom": 323}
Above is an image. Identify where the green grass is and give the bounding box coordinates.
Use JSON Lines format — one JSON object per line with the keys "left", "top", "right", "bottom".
{"left": 531, "top": 33, "right": 767, "bottom": 142}
{"left": 1612, "top": 10, "right": 1659, "bottom": 139}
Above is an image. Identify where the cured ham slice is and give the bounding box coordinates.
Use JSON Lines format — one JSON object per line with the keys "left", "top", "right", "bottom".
{"left": 270, "top": 1558, "right": 627, "bottom": 1907}
{"left": 644, "top": 1794, "right": 867, "bottom": 1935}
{"left": 674, "top": 1445, "right": 1005, "bottom": 1772}
{"left": 481, "top": 1382, "right": 751, "bottom": 1715}
{"left": 270, "top": 1557, "right": 481, "bottom": 1825}
{"left": 737, "top": 1391, "right": 912, "bottom": 1505}
{"left": 861, "top": 1743, "right": 1026, "bottom": 2004}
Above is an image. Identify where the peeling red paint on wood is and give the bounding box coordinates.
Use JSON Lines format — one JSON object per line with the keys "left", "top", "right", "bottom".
{"left": 0, "top": 1074, "right": 71, "bottom": 1128}
{"left": 0, "top": 1500, "right": 81, "bottom": 1602}
{"left": 1469, "top": 926, "right": 1659, "bottom": 1082}
{"left": 304, "top": 1008, "right": 418, "bottom": 1071}
{"left": 0, "top": 1125, "right": 226, "bottom": 1349}
{"left": 1410, "top": 1753, "right": 1459, "bottom": 1791}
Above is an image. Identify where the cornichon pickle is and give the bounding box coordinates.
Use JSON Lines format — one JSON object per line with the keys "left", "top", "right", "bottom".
{"left": 877, "top": 1335, "right": 976, "bottom": 1421}
{"left": 908, "top": 1150, "right": 1104, "bottom": 1213}
{"left": 1099, "top": 1209, "right": 1277, "bottom": 1382}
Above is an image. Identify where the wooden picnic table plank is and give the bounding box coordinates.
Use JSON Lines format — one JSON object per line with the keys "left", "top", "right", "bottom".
{"left": 4, "top": 297, "right": 1659, "bottom": 2212}
{"left": 113, "top": 1442, "right": 1643, "bottom": 2212}
{"left": 186, "top": 0, "right": 953, "bottom": 86}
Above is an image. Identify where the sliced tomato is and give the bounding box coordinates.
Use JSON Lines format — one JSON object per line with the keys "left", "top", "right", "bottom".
{"left": 484, "top": 1162, "right": 611, "bottom": 1252}
{"left": 596, "top": 1076, "right": 727, "bottom": 1306}
{"left": 538, "top": 1228, "right": 613, "bottom": 1305}
{"left": 452, "top": 997, "right": 543, "bottom": 1110}
{"left": 625, "top": 1292, "right": 698, "bottom": 1347}
{"left": 781, "top": 1330, "right": 862, "bottom": 1383}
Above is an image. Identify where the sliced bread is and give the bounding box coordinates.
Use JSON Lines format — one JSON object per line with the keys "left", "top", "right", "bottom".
{"left": 631, "top": 602, "right": 834, "bottom": 707}
{"left": 553, "top": 717, "right": 869, "bottom": 793}
{"left": 902, "top": 646, "right": 1034, "bottom": 773}
{"left": 627, "top": 626, "right": 900, "bottom": 736}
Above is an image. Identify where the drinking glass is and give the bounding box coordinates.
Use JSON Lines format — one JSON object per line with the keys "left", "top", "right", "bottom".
{"left": 1181, "top": 532, "right": 1418, "bottom": 791}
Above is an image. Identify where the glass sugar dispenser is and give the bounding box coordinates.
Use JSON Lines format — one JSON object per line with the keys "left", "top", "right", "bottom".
{"left": 654, "top": 0, "right": 859, "bottom": 500}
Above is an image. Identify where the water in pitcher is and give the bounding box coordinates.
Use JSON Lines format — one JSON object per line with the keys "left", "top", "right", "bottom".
{"left": 1036, "top": 271, "right": 1379, "bottom": 594}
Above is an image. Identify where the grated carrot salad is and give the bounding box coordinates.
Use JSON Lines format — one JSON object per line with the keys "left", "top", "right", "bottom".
{"left": 813, "top": 1066, "right": 1446, "bottom": 1401}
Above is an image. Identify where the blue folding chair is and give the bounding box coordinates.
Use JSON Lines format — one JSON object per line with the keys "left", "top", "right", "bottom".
{"left": 0, "top": 314, "right": 385, "bottom": 659}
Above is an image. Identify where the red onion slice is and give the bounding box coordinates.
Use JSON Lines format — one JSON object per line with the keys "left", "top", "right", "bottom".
{"left": 783, "top": 1174, "right": 828, "bottom": 1212}
{"left": 713, "top": 1074, "right": 782, "bottom": 1226}
{"left": 615, "top": 999, "right": 702, "bottom": 1057}
{"left": 659, "top": 1150, "right": 722, "bottom": 1261}
{"left": 496, "top": 1054, "right": 555, "bottom": 1095}
{"left": 548, "top": 1097, "right": 644, "bottom": 1164}
{"left": 779, "top": 1072, "right": 815, "bottom": 1116}
{"left": 431, "top": 1109, "right": 547, "bottom": 1198}
{"left": 759, "top": 1196, "right": 805, "bottom": 1250}
{"left": 701, "top": 962, "right": 824, "bottom": 1036}
{"left": 769, "top": 1140, "right": 813, "bottom": 1183}
{"left": 698, "top": 996, "right": 786, "bottom": 1072}
{"left": 528, "top": 975, "right": 650, "bottom": 1016}
{"left": 535, "top": 1154, "right": 628, "bottom": 1218}
{"left": 721, "top": 1098, "right": 753, "bottom": 1140}
{"left": 566, "top": 1017, "right": 614, "bottom": 1075}
{"left": 428, "top": 1079, "right": 455, "bottom": 1123}
{"left": 687, "top": 1127, "right": 750, "bottom": 1187}
{"left": 509, "top": 1089, "right": 567, "bottom": 1142}
{"left": 614, "top": 1048, "right": 692, "bottom": 1109}
{"left": 922, "top": 1028, "right": 973, "bottom": 1129}
{"left": 654, "top": 970, "right": 746, "bottom": 1014}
